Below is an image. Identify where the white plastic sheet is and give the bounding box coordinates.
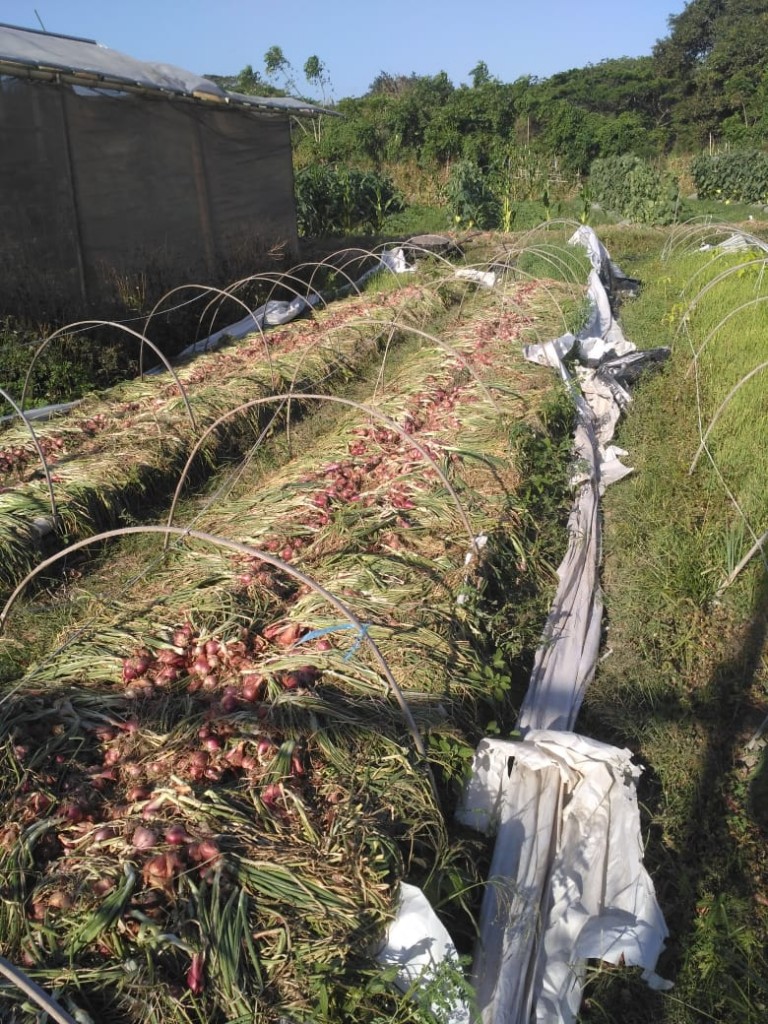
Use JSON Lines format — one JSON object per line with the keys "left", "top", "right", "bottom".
{"left": 457, "top": 228, "right": 669, "bottom": 1024}
{"left": 458, "top": 733, "right": 671, "bottom": 1024}
{"left": 377, "top": 883, "right": 472, "bottom": 1024}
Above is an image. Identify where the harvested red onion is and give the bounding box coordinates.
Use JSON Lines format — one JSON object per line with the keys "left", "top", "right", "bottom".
{"left": 165, "top": 824, "right": 191, "bottom": 845}
{"left": 131, "top": 826, "right": 157, "bottom": 850}
{"left": 261, "top": 783, "right": 282, "bottom": 808}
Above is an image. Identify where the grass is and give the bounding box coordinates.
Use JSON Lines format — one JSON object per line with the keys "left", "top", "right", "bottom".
{"left": 578, "top": 220, "right": 768, "bottom": 1023}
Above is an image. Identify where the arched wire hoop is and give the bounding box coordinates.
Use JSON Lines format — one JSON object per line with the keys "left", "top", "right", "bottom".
{"left": 495, "top": 241, "right": 587, "bottom": 287}
{"left": 0, "top": 388, "right": 59, "bottom": 525}
{"left": 354, "top": 319, "right": 502, "bottom": 412}
{"left": 162, "top": 392, "right": 479, "bottom": 559}
{"left": 661, "top": 216, "right": 717, "bottom": 260}
{"left": 0, "top": 525, "right": 436, "bottom": 801}
{"left": 689, "top": 360, "right": 768, "bottom": 473}
{"left": 20, "top": 322, "right": 197, "bottom": 433}
{"left": 269, "top": 299, "right": 503, "bottom": 455}
{"left": 488, "top": 261, "right": 574, "bottom": 336}
{"left": 199, "top": 268, "right": 328, "bottom": 349}
{"left": 0, "top": 956, "right": 76, "bottom": 1024}
{"left": 139, "top": 284, "right": 274, "bottom": 388}
{"left": 673, "top": 255, "right": 768, "bottom": 351}
{"left": 685, "top": 295, "right": 768, "bottom": 378}
{"left": 679, "top": 244, "right": 767, "bottom": 300}
{"left": 511, "top": 218, "right": 583, "bottom": 250}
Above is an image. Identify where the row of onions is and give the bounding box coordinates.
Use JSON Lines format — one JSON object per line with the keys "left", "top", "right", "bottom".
{"left": 0, "top": 271, "right": 451, "bottom": 597}
{"left": 0, "top": 239, "right": 581, "bottom": 1024}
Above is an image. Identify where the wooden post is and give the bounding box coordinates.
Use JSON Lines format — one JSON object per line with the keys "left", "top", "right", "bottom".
{"left": 58, "top": 85, "right": 88, "bottom": 304}
{"left": 191, "top": 118, "right": 217, "bottom": 277}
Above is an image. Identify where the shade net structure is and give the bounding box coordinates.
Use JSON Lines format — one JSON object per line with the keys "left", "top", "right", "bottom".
{"left": 0, "top": 24, "right": 309, "bottom": 314}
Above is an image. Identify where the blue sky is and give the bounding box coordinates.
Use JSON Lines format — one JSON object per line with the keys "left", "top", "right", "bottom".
{"left": 4, "top": 1, "right": 687, "bottom": 99}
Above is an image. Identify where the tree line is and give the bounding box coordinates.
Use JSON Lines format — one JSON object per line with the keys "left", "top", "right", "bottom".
{"left": 209, "top": 0, "right": 768, "bottom": 179}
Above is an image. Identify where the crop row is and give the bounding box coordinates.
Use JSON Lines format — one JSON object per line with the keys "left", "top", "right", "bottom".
{"left": 0, "top": 274, "right": 455, "bottom": 596}
{"left": 0, "top": 246, "right": 577, "bottom": 1024}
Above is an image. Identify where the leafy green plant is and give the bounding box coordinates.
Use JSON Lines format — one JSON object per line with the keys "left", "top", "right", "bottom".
{"left": 445, "top": 160, "right": 501, "bottom": 230}
{"left": 690, "top": 150, "right": 768, "bottom": 205}
{"left": 589, "top": 155, "right": 680, "bottom": 225}
{"left": 294, "top": 166, "right": 403, "bottom": 236}
{"left": 0, "top": 318, "right": 129, "bottom": 416}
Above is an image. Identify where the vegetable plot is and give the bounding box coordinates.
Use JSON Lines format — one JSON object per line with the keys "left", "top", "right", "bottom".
{"left": 0, "top": 241, "right": 582, "bottom": 1024}
{"left": 0, "top": 274, "right": 448, "bottom": 596}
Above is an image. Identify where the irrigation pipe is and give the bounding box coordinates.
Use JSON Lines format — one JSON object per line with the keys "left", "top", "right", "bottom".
{"left": 20, "top": 321, "right": 197, "bottom": 433}
{"left": 0, "top": 956, "right": 77, "bottom": 1024}
{"left": 162, "top": 392, "right": 479, "bottom": 559}
{"left": 0, "top": 388, "right": 59, "bottom": 527}
{"left": 0, "top": 526, "right": 436, "bottom": 798}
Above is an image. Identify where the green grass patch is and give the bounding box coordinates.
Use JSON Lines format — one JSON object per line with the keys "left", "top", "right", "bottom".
{"left": 579, "top": 227, "right": 768, "bottom": 1023}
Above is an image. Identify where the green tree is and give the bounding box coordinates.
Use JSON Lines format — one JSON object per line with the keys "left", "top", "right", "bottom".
{"left": 653, "top": 0, "right": 768, "bottom": 147}
{"left": 469, "top": 60, "right": 492, "bottom": 88}
{"left": 264, "top": 45, "right": 296, "bottom": 93}
{"left": 304, "top": 55, "right": 332, "bottom": 105}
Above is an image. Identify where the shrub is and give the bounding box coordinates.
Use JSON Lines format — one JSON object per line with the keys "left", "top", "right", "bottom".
{"left": 445, "top": 160, "right": 501, "bottom": 229}
{"left": 690, "top": 151, "right": 768, "bottom": 204}
{"left": 294, "top": 166, "right": 403, "bottom": 236}
{"left": 589, "top": 154, "right": 680, "bottom": 225}
{"left": 0, "top": 317, "right": 129, "bottom": 416}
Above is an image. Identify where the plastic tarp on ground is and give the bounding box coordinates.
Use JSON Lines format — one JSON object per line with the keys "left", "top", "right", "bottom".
{"left": 454, "top": 227, "right": 670, "bottom": 1023}
{"left": 380, "top": 228, "right": 669, "bottom": 1023}
{"left": 458, "top": 732, "right": 670, "bottom": 1024}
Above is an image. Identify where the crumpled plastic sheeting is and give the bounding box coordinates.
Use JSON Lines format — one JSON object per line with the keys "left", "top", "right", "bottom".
{"left": 570, "top": 225, "right": 642, "bottom": 297}
{"left": 458, "top": 230, "right": 670, "bottom": 1024}
{"left": 517, "top": 391, "right": 604, "bottom": 733}
{"left": 579, "top": 271, "right": 635, "bottom": 365}
{"left": 699, "top": 231, "right": 768, "bottom": 255}
{"left": 169, "top": 293, "right": 322, "bottom": 364}
{"left": 377, "top": 883, "right": 472, "bottom": 1024}
{"left": 455, "top": 268, "right": 497, "bottom": 289}
{"left": 457, "top": 733, "right": 671, "bottom": 1024}
{"left": 173, "top": 248, "right": 416, "bottom": 363}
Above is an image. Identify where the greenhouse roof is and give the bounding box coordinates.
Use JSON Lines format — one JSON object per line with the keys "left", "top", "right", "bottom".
{"left": 0, "top": 23, "right": 329, "bottom": 116}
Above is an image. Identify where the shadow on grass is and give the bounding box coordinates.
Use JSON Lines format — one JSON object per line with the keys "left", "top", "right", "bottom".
{"left": 580, "top": 568, "right": 768, "bottom": 1024}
